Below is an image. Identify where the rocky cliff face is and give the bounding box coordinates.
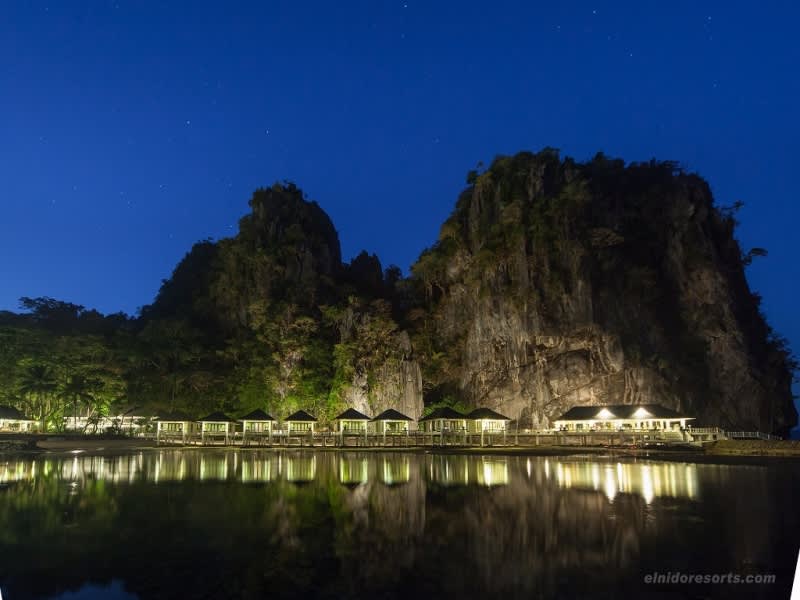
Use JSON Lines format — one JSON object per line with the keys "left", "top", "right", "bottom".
{"left": 338, "top": 330, "right": 424, "bottom": 419}
{"left": 140, "top": 154, "right": 792, "bottom": 431}
{"left": 410, "top": 151, "right": 796, "bottom": 433}
{"left": 145, "top": 182, "right": 425, "bottom": 421}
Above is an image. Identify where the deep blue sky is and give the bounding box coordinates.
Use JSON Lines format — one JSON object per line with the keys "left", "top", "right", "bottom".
{"left": 1, "top": 1, "right": 798, "bottom": 372}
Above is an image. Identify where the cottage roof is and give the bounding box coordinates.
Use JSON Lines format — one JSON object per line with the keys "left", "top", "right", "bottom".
{"left": 334, "top": 408, "right": 371, "bottom": 421}
{"left": 284, "top": 410, "right": 318, "bottom": 422}
{"left": 371, "top": 408, "right": 413, "bottom": 421}
{"left": 555, "top": 404, "right": 689, "bottom": 421}
{"left": 419, "top": 407, "right": 467, "bottom": 422}
{"left": 0, "top": 405, "right": 33, "bottom": 421}
{"left": 197, "top": 411, "right": 236, "bottom": 423}
{"left": 239, "top": 409, "right": 276, "bottom": 422}
{"left": 467, "top": 407, "right": 511, "bottom": 421}
{"left": 156, "top": 411, "right": 194, "bottom": 422}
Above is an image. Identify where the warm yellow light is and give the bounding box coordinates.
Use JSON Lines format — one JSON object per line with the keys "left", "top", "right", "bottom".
{"left": 596, "top": 408, "right": 613, "bottom": 419}
{"left": 641, "top": 465, "right": 654, "bottom": 504}
{"left": 633, "top": 407, "right": 651, "bottom": 418}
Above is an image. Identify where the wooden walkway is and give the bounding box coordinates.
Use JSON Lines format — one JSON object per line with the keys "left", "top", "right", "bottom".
{"left": 151, "top": 428, "right": 703, "bottom": 449}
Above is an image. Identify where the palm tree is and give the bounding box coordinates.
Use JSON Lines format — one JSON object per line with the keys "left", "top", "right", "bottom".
{"left": 60, "top": 374, "right": 98, "bottom": 432}
{"left": 19, "top": 364, "right": 58, "bottom": 431}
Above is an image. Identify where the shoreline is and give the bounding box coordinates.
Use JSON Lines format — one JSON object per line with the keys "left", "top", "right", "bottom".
{"left": 2, "top": 435, "right": 799, "bottom": 465}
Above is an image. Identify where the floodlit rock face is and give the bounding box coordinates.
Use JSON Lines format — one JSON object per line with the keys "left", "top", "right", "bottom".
{"left": 367, "top": 334, "right": 424, "bottom": 419}
{"left": 136, "top": 151, "right": 793, "bottom": 433}
{"left": 410, "top": 150, "right": 796, "bottom": 433}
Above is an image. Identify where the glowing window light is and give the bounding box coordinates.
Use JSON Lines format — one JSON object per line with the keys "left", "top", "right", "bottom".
{"left": 596, "top": 408, "right": 614, "bottom": 419}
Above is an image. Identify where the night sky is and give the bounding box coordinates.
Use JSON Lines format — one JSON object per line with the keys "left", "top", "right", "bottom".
{"left": 1, "top": 2, "right": 798, "bottom": 375}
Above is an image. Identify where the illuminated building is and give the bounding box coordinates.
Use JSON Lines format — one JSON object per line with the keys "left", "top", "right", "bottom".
{"left": 553, "top": 404, "right": 693, "bottom": 432}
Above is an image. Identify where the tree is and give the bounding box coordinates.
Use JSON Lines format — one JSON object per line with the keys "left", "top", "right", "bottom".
{"left": 60, "top": 374, "right": 102, "bottom": 431}
{"left": 742, "top": 247, "right": 768, "bottom": 266}
{"left": 18, "top": 364, "right": 58, "bottom": 431}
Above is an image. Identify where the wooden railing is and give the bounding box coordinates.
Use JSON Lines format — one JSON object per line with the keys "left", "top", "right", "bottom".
{"left": 726, "top": 431, "right": 782, "bottom": 441}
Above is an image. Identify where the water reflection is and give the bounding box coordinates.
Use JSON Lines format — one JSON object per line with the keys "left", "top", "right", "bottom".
{"left": 379, "top": 455, "right": 411, "bottom": 486}
{"left": 546, "top": 459, "right": 699, "bottom": 503}
{"left": 285, "top": 454, "right": 317, "bottom": 484}
{"left": 0, "top": 451, "right": 796, "bottom": 599}
{"left": 1, "top": 452, "right": 701, "bottom": 498}
{"left": 339, "top": 455, "right": 369, "bottom": 487}
{"left": 425, "top": 455, "right": 509, "bottom": 487}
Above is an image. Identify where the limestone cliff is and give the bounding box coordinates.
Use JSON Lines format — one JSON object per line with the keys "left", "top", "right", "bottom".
{"left": 410, "top": 150, "right": 796, "bottom": 434}
{"left": 136, "top": 154, "right": 792, "bottom": 431}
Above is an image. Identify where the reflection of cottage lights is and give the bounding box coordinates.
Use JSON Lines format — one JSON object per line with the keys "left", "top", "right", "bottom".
{"left": 669, "top": 465, "right": 677, "bottom": 496}
{"left": 592, "top": 464, "right": 600, "bottom": 490}
{"left": 544, "top": 459, "right": 550, "bottom": 479}
{"left": 686, "top": 466, "right": 696, "bottom": 500}
{"left": 604, "top": 467, "right": 617, "bottom": 501}
{"left": 482, "top": 462, "right": 494, "bottom": 486}
{"left": 526, "top": 459, "right": 531, "bottom": 479}
{"left": 641, "top": 465, "right": 654, "bottom": 504}
{"left": 478, "top": 459, "right": 508, "bottom": 487}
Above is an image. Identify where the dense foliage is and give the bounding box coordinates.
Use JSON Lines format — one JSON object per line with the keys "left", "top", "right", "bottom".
{"left": 0, "top": 184, "right": 406, "bottom": 430}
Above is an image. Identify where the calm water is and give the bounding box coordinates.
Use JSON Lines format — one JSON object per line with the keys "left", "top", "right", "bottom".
{"left": 0, "top": 450, "right": 798, "bottom": 600}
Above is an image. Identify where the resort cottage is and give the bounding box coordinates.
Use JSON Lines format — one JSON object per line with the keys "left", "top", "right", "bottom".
{"left": 0, "top": 405, "right": 37, "bottom": 432}
{"left": 467, "top": 408, "right": 511, "bottom": 433}
{"left": 283, "top": 410, "right": 317, "bottom": 434}
{"left": 553, "top": 404, "right": 693, "bottom": 432}
{"left": 197, "top": 412, "right": 236, "bottom": 444}
{"left": 333, "top": 408, "right": 371, "bottom": 434}
{"left": 418, "top": 407, "right": 468, "bottom": 433}
{"left": 155, "top": 411, "right": 196, "bottom": 443}
{"left": 371, "top": 409, "right": 413, "bottom": 434}
{"left": 239, "top": 409, "right": 276, "bottom": 442}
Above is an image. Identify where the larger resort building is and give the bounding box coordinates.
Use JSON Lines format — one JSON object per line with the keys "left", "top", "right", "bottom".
{"left": 553, "top": 404, "right": 693, "bottom": 431}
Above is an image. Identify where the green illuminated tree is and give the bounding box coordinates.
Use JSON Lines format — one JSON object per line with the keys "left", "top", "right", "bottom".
{"left": 18, "top": 364, "right": 58, "bottom": 430}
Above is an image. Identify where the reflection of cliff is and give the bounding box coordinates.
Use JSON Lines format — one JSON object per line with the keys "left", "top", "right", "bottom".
{"left": 333, "top": 453, "right": 426, "bottom": 597}
{"left": 0, "top": 451, "right": 797, "bottom": 599}
{"left": 422, "top": 472, "right": 645, "bottom": 597}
